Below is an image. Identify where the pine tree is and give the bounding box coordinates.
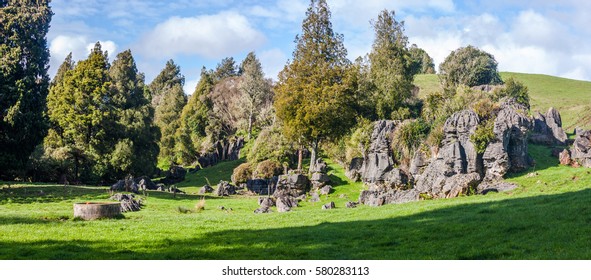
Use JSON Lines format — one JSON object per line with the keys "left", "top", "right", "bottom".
{"left": 0, "top": 0, "right": 52, "bottom": 178}
{"left": 155, "top": 84, "right": 186, "bottom": 165}
{"left": 368, "top": 9, "right": 415, "bottom": 120}
{"left": 148, "top": 59, "right": 184, "bottom": 108}
{"left": 238, "top": 52, "right": 272, "bottom": 140}
{"left": 108, "top": 50, "right": 159, "bottom": 177}
{"left": 213, "top": 57, "right": 237, "bottom": 82}
{"left": 274, "top": 0, "right": 356, "bottom": 172}
{"left": 175, "top": 67, "right": 214, "bottom": 165}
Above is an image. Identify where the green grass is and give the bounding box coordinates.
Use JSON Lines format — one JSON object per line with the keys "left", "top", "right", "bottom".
{"left": 1, "top": 145, "right": 590, "bottom": 259}
{"left": 413, "top": 72, "right": 591, "bottom": 131}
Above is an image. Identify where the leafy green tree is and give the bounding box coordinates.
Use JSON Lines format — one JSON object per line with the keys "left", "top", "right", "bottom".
{"left": 409, "top": 44, "right": 435, "bottom": 75}
{"left": 148, "top": 59, "right": 184, "bottom": 108}
{"left": 175, "top": 67, "right": 214, "bottom": 165}
{"left": 45, "top": 43, "right": 112, "bottom": 181}
{"left": 0, "top": 0, "right": 52, "bottom": 178}
{"left": 493, "top": 77, "right": 530, "bottom": 109}
{"left": 108, "top": 50, "right": 160, "bottom": 177}
{"left": 238, "top": 52, "right": 272, "bottom": 140}
{"left": 213, "top": 57, "right": 237, "bottom": 82}
{"left": 368, "top": 9, "right": 415, "bottom": 120}
{"left": 274, "top": 0, "right": 356, "bottom": 172}
{"left": 155, "top": 84, "right": 186, "bottom": 164}
{"left": 439, "top": 45, "right": 502, "bottom": 90}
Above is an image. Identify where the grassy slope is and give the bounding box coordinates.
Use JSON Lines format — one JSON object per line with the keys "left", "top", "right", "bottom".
{"left": 413, "top": 72, "right": 591, "bottom": 130}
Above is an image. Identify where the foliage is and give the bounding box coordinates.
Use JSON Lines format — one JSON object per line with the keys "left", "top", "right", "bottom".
{"left": 254, "top": 159, "right": 282, "bottom": 179}
{"left": 368, "top": 9, "right": 415, "bottom": 120}
{"left": 493, "top": 77, "right": 530, "bottom": 110}
{"left": 470, "top": 119, "right": 495, "bottom": 154}
{"left": 247, "top": 125, "right": 295, "bottom": 164}
{"left": 153, "top": 61, "right": 187, "bottom": 164}
{"left": 345, "top": 118, "right": 374, "bottom": 162}
{"left": 439, "top": 45, "right": 502, "bottom": 90}
{"left": 274, "top": 0, "right": 356, "bottom": 171}
{"left": 0, "top": 0, "right": 52, "bottom": 178}
{"left": 409, "top": 44, "right": 435, "bottom": 75}
{"left": 213, "top": 57, "right": 238, "bottom": 82}
{"left": 238, "top": 52, "right": 273, "bottom": 140}
{"left": 231, "top": 162, "right": 253, "bottom": 184}
{"left": 391, "top": 119, "right": 430, "bottom": 164}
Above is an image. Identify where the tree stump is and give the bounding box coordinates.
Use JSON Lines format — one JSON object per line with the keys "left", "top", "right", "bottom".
{"left": 73, "top": 202, "right": 122, "bottom": 220}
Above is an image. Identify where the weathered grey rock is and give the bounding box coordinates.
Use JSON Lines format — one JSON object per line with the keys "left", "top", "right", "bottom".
{"left": 545, "top": 108, "right": 567, "bottom": 145}
{"left": 321, "top": 201, "right": 335, "bottom": 210}
{"left": 247, "top": 178, "right": 277, "bottom": 195}
{"left": 359, "top": 187, "right": 419, "bottom": 206}
{"left": 215, "top": 181, "right": 236, "bottom": 196}
{"left": 309, "top": 192, "right": 320, "bottom": 203}
{"left": 276, "top": 195, "right": 298, "bottom": 212}
{"left": 409, "top": 150, "right": 430, "bottom": 178}
{"left": 345, "top": 201, "right": 358, "bottom": 208}
{"left": 110, "top": 180, "right": 125, "bottom": 192}
{"left": 483, "top": 99, "right": 532, "bottom": 181}
{"left": 319, "top": 185, "right": 333, "bottom": 195}
{"left": 136, "top": 176, "right": 157, "bottom": 190}
{"left": 163, "top": 166, "right": 186, "bottom": 184}
{"left": 311, "top": 158, "right": 328, "bottom": 173}
{"left": 110, "top": 193, "right": 142, "bottom": 212}
{"left": 273, "top": 174, "right": 310, "bottom": 197}
{"left": 310, "top": 172, "right": 331, "bottom": 188}
{"left": 575, "top": 128, "right": 587, "bottom": 136}
{"left": 254, "top": 207, "right": 272, "bottom": 214}
{"left": 559, "top": 149, "right": 572, "bottom": 166}
{"left": 198, "top": 184, "right": 214, "bottom": 194}
{"left": 530, "top": 108, "right": 567, "bottom": 145}
{"left": 360, "top": 120, "right": 399, "bottom": 185}
{"left": 197, "top": 137, "right": 244, "bottom": 168}
{"left": 345, "top": 157, "right": 363, "bottom": 181}
{"left": 258, "top": 197, "right": 276, "bottom": 208}
{"left": 571, "top": 130, "right": 591, "bottom": 167}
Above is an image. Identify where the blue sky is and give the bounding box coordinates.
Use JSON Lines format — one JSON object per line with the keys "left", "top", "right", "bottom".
{"left": 48, "top": 0, "right": 591, "bottom": 94}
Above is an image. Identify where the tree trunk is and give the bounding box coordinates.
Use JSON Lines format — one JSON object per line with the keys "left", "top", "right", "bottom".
{"left": 308, "top": 139, "right": 319, "bottom": 174}
{"left": 297, "top": 148, "right": 303, "bottom": 172}
{"left": 247, "top": 108, "right": 254, "bottom": 140}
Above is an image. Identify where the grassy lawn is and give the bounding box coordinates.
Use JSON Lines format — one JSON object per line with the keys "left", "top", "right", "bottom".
{"left": 1, "top": 144, "right": 590, "bottom": 259}
{"left": 414, "top": 72, "right": 591, "bottom": 131}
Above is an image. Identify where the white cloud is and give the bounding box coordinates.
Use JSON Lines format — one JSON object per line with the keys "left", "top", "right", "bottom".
{"left": 137, "top": 11, "right": 266, "bottom": 59}
{"left": 259, "top": 48, "right": 289, "bottom": 79}
{"left": 184, "top": 78, "right": 199, "bottom": 96}
{"left": 49, "top": 35, "right": 118, "bottom": 76}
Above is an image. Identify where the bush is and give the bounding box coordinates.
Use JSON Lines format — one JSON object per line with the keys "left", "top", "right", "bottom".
{"left": 231, "top": 163, "right": 254, "bottom": 184}
{"left": 345, "top": 118, "right": 374, "bottom": 163}
{"left": 439, "top": 45, "right": 502, "bottom": 90}
{"left": 391, "top": 119, "right": 430, "bottom": 164}
{"left": 470, "top": 119, "right": 495, "bottom": 154}
{"left": 247, "top": 126, "right": 295, "bottom": 164}
{"left": 493, "top": 77, "right": 530, "bottom": 110}
{"left": 254, "top": 160, "right": 282, "bottom": 179}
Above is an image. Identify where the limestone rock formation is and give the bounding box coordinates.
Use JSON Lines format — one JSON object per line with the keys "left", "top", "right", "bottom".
{"left": 345, "top": 157, "right": 363, "bottom": 181}
{"left": 321, "top": 202, "right": 335, "bottom": 210}
{"left": 215, "top": 181, "right": 237, "bottom": 196}
{"left": 571, "top": 130, "right": 591, "bottom": 167}
{"left": 198, "top": 184, "right": 214, "bottom": 194}
{"left": 530, "top": 108, "right": 567, "bottom": 145}
{"left": 246, "top": 178, "right": 278, "bottom": 195}
{"left": 360, "top": 120, "right": 400, "bottom": 186}
{"left": 197, "top": 137, "right": 244, "bottom": 168}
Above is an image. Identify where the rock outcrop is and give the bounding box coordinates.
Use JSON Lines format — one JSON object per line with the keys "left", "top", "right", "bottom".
{"left": 359, "top": 120, "right": 401, "bottom": 187}
{"left": 246, "top": 178, "right": 278, "bottom": 195}
{"left": 197, "top": 137, "right": 244, "bottom": 168}
{"left": 198, "top": 184, "right": 214, "bottom": 194}
{"left": 570, "top": 130, "right": 591, "bottom": 167}
{"left": 345, "top": 157, "right": 363, "bottom": 181}
{"left": 530, "top": 108, "right": 567, "bottom": 145}
{"left": 215, "top": 181, "right": 237, "bottom": 196}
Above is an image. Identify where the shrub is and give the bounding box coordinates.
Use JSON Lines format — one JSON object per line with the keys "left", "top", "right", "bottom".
{"left": 493, "top": 77, "right": 530, "bottom": 109}
{"left": 391, "top": 119, "right": 430, "bottom": 164}
{"left": 345, "top": 118, "right": 374, "bottom": 163}
{"left": 439, "top": 45, "right": 503, "bottom": 90}
{"left": 470, "top": 119, "right": 495, "bottom": 154}
{"left": 247, "top": 126, "right": 295, "bottom": 164}
{"left": 231, "top": 163, "right": 254, "bottom": 184}
{"left": 254, "top": 160, "right": 282, "bottom": 179}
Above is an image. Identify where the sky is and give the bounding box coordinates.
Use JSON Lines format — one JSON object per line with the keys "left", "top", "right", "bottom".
{"left": 47, "top": 0, "right": 591, "bottom": 95}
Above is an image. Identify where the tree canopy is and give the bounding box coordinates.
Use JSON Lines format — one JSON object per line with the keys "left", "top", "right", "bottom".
{"left": 439, "top": 45, "right": 503, "bottom": 90}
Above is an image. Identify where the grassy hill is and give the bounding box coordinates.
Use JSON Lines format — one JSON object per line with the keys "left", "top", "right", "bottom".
{"left": 414, "top": 72, "right": 591, "bottom": 131}
{"left": 1, "top": 72, "right": 590, "bottom": 260}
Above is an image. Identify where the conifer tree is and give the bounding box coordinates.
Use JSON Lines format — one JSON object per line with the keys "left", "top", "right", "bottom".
{"left": 238, "top": 52, "right": 272, "bottom": 140}
{"left": 274, "top": 0, "right": 356, "bottom": 172}
{"left": 148, "top": 59, "right": 184, "bottom": 108}
{"left": 0, "top": 0, "right": 52, "bottom": 178}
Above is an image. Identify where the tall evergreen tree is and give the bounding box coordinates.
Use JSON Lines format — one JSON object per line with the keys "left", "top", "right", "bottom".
{"left": 175, "top": 67, "right": 214, "bottom": 165}
{"left": 148, "top": 59, "right": 184, "bottom": 108}
{"left": 45, "top": 43, "right": 113, "bottom": 181}
{"left": 108, "top": 50, "right": 159, "bottom": 177}
{"left": 274, "top": 0, "right": 356, "bottom": 172}
{"left": 213, "top": 57, "right": 237, "bottom": 82}
{"left": 0, "top": 0, "right": 52, "bottom": 178}
{"left": 238, "top": 52, "right": 272, "bottom": 140}
{"left": 368, "top": 9, "right": 415, "bottom": 120}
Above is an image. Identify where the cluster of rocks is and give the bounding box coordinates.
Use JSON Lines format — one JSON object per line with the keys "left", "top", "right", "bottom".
{"left": 159, "top": 166, "right": 187, "bottom": 185}
{"left": 197, "top": 137, "right": 244, "bottom": 168}
{"left": 111, "top": 176, "right": 158, "bottom": 193}
{"left": 352, "top": 98, "right": 537, "bottom": 207}
{"left": 246, "top": 177, "right": 278, "bottom": 195}
{"left": 530, "top": 108, "right": 568, "bottom": 145}
{"left": 110, "top": 193, "right": 142, "bottom": 212}
{"left": 558, "top": 129, "right": 591, "bottom": 168}
{"left": 215, "top": 181, "right": 237, "bottom": 196}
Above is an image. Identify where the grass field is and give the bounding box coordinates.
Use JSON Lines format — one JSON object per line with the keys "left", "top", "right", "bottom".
{"left": 1, "top": 72, "right": 590, "bottom": 260}
{"left": 413, "top": 72, "right": 591, "bottom": 131}
{"left": 1, "top": 143, "right": 590, "bottom": 259}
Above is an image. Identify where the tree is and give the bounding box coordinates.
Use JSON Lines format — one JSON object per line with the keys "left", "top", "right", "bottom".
{"left": 175, "top": 67, "right": 214, "bottom": 165}
{"left": 409, "top": 44, "right": 435, "bottom": 75}
{"left": 213, "top": 57, "right": 237, "bottom": 82}
{"left": 238, "top": 52, "right": 272, "bottom": 140}
{"left": 368, "top": 9, "right": 415, "bottom": 120}
{"left": 0, "top": 0, "right": 52, "bottom": 178}
{"left": 274, "top": 0, "right": 356, "bottom": 172}
{"left": 439, "top": 45, "right": 502, "bottom": 90}
{"left": 108, "top": 50, "right": 160, "bottom": 177}
{"left": 148, "top": 59, "right": 184, "bottom": 108}
{"left": 45, "top": 43, "right": 113, "bottom": 181}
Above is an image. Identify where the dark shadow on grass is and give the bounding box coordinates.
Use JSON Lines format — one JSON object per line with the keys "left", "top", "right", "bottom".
{"left": 2, "top": 189, "right": 590, "bottom": 260}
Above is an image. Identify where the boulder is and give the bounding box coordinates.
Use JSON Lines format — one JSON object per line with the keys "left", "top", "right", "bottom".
{"left": 571, "top": 130, "right": 591, "bottom": 167}
{"left": 477, "top": 181, "right": 519, "bottom": 194}
{"left": 110, "top": 193, "right": 142, "bottom": 212}
{"left": 136, "top": 176, "right": 157, "bottom": 190}
{"left": 311, "top": 172, "right": 331, "bottom": 188}
{"left": 545, "top": 108, "right": 567, "bottom": 145}
{"left": 110, "top": 180, "right": 125, "bottom": 192}
{"left": 254, "top": 207, "right": 272, "bottom": 214}
{"left": 345, "top": 157, "right": 363, "bottom": 181}
{"left": 247, "top": 178, "right": 278, "bottom": 195}
{"left": 258, "top": 197, "right": 276, "bottom": 208}
{"left": 559, "top": 149, "right": 572, "bottom": 166}
{"left": 276, "top": 195, "right": 298, "bottom": 212}
{"left": 215, "top": 181, "right": 236, "bottom": 196}
{"left": 321, "top": 201, "right": 335, "bottom": 210}
{"left": 319, "top": 185, "right": 333, "bottom": 195}
{"left": 530, "top": 108, "right": 567, "bottom": 145}
{"left": 198, "top": 184, "right": 214, "bottom": 194}
{"left": 311, "top": 158, "right": 328, "bottom": 173}
{"left": 345, "top": 201, "right": 358, "bottom": 208}
{"left": 309, "top": 192, "right": 320, "bottom": 203}
{"left": 360, "top": 120, "right": 400, "bottom": 186}
{"left": 409, "top": 150, "right": 430, "bottom": 179}
{"left": 273, "top": 174, "right": 310, "bottom": 197}
{"left": 359, "top": 186, "right": 419, "bottom": 207}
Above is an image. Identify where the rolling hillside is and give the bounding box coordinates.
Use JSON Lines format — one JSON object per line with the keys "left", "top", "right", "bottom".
{"left": 414, "top": 72, "right": 591, "bottom": 131}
